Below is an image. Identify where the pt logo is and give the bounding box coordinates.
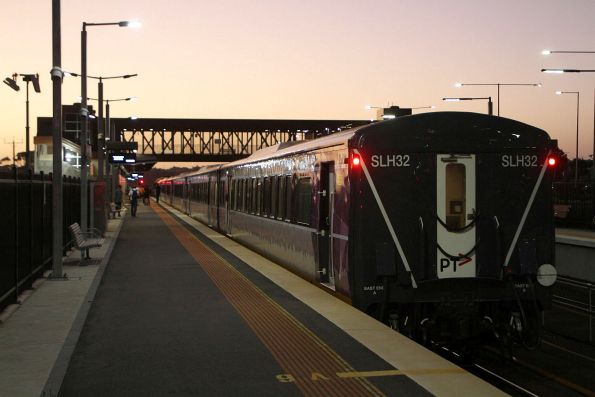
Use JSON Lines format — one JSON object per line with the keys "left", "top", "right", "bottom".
{"left": 440, "top": 254, "right": 472, "bottom": 272}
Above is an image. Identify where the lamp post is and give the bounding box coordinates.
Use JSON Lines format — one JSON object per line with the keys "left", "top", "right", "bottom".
{"left": 89, "top": 97, "right": 137, "bottom": 200}
{"left": 556, "top": 91, "right": 580, "bottom": 184}
{"left": 51, "top": 0, "right": 64, "bottom": 278}
{"left": 454, "top": 82, "right": 541, "bottom": 116}
{"left": 3, "top": 73, "right": 41, "bottom": 170}
{"left": 442, "top": 97, "right": 494, "bottom": 115}
{"left": 541, "top": 68, "right": 595, "bottom": 202}
{"left": 66, "top": 72, "right": 137, "bottom": 178}
{"left": 80, "top": 19, "right": 140, "bottom": 233}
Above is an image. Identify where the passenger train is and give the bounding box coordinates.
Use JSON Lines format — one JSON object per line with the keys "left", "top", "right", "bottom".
{"left": 159, "top": 112, "right": 558, "bottom": 352}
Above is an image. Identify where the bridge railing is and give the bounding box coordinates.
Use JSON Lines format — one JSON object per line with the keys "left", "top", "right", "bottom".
{"left": 0, "top": 169, "right": 80, "bottom": 313}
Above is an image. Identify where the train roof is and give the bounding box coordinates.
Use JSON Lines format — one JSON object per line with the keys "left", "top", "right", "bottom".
{"left": 224, "top": 126, "right": 367, "bottom": 167}
{"left": 350, "top": 111, "right": 552, "bottom": 152}
{"left": 165, "top": 112, "right": 552, "bottom": 180}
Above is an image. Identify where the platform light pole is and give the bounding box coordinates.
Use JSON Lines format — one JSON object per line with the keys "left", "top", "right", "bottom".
{"left": 85, "top": 97, "right": 137, "bottom": 173}
{"left": 542, "top": 68, "right": 595, "bottom": 196}
{"left": 556, "top": 91, "right": 580, "bottom": 184}
{"left": 105, "top": 98, "right": 138, "bottom": 201}
{"left": 3, "top": 73, "right": 41, "bottom": 170}
{"left": 442, "top": 97, "right": 494, "bottom": 115}
{"left": 66, "top": 72, "right": 137, "bottom": 179}
{"left": 50, "top": 0, "right": 64, "bottom": 279}
{"left": 454, "top": 82, "right": 541, "bottom": 116}
{"left": 80, "top": 20, "right": 140, "bottom": 232}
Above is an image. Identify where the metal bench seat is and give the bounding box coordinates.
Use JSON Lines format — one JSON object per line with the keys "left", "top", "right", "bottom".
{"left": 69, "top": 222, "right": 105, "bottom": 260}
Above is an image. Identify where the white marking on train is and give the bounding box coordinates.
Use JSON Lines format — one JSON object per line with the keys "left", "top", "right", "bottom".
{"left": 370, "top": 154, "right": 411, "bottom": 168}
{"left": 504, "top": 151, "right": 551, "bottom": 267}
{"left": 354, "top": 149, "right": 418, "bottom": 288}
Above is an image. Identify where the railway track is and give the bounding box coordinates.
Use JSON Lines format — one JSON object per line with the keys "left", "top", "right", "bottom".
{"left": 426, "top": 275, "right": 595, "bottom": 396}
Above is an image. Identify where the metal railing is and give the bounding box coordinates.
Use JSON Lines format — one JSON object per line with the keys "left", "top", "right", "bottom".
{"left": 552, "top": 276, "right": 594, "bottom": 343}
{"left": 553, "top": 181, "right": 594, "bottom": 229}
{"left": 0, "top": 168, "right": 81, "bottom": 312}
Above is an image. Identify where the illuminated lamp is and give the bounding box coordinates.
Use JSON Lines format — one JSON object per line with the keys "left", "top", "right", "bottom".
{"left": 352, "top": 155, "right": 361, "bottom": 167}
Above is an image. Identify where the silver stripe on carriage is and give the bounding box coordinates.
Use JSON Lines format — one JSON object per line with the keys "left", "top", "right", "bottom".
{"left": 353, "top": 149, "right": 418, "bottom": 288}
{"left": 504, "top": 150, "right": 552, "bottom": 267}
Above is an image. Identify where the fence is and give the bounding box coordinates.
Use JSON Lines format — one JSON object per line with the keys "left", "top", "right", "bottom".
{"left": 0, "top": 168, "right": 80, "bottom": 313}
{"left": 553, "top": 181, "right": 594, "bottom": 229}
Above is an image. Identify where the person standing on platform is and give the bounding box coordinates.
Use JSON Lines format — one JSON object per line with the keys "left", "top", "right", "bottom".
{"left": 155, "top": 183, "right": 161, "bottom": 203}
{"left": 114, "top": 186, "right": 123, "bottom": 214}
{"left": 130, "top": 187, "right": 139, "bottom": 217}
{"left": 143, "top": 187, "right": 151, "bottom": 206}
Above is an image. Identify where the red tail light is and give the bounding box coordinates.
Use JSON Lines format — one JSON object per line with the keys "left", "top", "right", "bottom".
{"left": 352, "top": 155, "right": 361, "bottom": 167}
{"left": 547, "top": 157, "right": 557, "bottom": 166}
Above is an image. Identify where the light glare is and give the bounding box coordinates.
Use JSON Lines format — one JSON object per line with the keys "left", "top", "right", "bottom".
{"left": 127, "top": 20, "right": 142, "bottom": 28}
{"left": 542, "top": 50, "right": 552, "bottom": 55}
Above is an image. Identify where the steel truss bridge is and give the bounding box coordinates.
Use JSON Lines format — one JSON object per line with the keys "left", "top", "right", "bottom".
{"left": 111, "top": 118, "right": 371, "bottom": 163}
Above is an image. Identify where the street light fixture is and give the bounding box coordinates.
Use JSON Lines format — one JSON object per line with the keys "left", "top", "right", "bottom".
{"left": 556, "top": 91, "right": 581, "bottom": 184}
{"left": 454, "top": 82, "right": 541, "bottom": 116}
{"left": 542, "top": 69, "right": 595, "bottom": 74}
{"left": 80, "top": 19, "right": 140, "bottom": 233}
{"left": 542, "top": 50, "right": 595, "bottom": 55}
{"left": 442, "top": 97, "right": 494, "bottom": 115}
{"left": 3, "top": 73, "right": 41, "bottom": 170}
{"left": 542, "top": 50, "right": 595, "bottom": 219}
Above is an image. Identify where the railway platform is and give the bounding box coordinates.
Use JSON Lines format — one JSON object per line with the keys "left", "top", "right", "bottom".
{"left": 556, "top": 228, "right": 595, "bottom": 282}
{"left": 1, "top": 202, "right": 505, "bottom": 397}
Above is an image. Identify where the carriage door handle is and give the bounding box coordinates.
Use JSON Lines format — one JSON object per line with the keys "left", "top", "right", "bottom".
{"left": 467, "top": 208, "right": 477, "bottom": 221}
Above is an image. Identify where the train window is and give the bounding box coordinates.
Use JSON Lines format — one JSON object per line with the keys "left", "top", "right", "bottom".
{"left": 295, "top": 177, "right": 312, "bottom": 225}
{"left": 239, "top": 179, "right": 245, "bottom": 211}
{"left": 445, "top": 163, "right": 466, "bottom": 229}
{"left": 230, "top": 179, "right": 235, "bottom": 210}
{"left": 278, "top": 177, "right": 286, "bottom": 220}
{"left": 257, "top": 178, "right": 263, "bottom": 215}
{"left": 247, "top": 179, "right": 252, "bottom": 213}
{"left": 235, "top": 180, "right": 240, "bottom": 211}
{"left": 271, "top": 177, "right": 278, "bottom": 219}
{"left": 250, "top": 178, "right": 258, "bottom": 214}
{"left": 285, "top": 175, "right": 294, "bottom": 221}
{"left": 263, "top": 177, "right": 271, "bottom": 217}
{"left": 221, "top": 179, "right": 226, "bottom": 206}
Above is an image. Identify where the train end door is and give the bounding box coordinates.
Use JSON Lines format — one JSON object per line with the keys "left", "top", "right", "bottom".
{"left": 436, "top": 154, "right": 477, "bottom": 278}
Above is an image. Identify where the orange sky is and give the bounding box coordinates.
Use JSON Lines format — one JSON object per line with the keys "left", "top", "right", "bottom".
{"left": 1, "top": 0, "right": 594, "bottom": 162}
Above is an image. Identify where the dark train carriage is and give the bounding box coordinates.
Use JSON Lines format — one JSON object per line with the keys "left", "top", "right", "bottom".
{"left": 221, "top": 136, "right": 355, "bottom": 294}
{"left": 158, "top": 111, "right": 557, "bottom": 350}
{"left": 347, "top": 112, "right": 557, "bottom": 344}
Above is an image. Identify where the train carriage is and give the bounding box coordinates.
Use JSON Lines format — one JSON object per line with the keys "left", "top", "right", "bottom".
{"left": 348, "top": 112, "right": 556, "bottom": 347}
{"left": 160, "top": 111, "right": 558, "bottom": 350}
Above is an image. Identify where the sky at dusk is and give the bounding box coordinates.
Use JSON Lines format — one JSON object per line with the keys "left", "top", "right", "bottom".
{"left": 1, "top": 0, "right": 594, "bottom": 162}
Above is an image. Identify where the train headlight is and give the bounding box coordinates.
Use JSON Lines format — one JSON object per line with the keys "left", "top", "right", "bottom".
{"left": 536, "top": 264, "right": 557, "bottom": 287}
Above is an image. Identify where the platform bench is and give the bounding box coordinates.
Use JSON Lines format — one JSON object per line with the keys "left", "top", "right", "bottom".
{"left": 69, "top": 222, "right": 105, "bottom": 260}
